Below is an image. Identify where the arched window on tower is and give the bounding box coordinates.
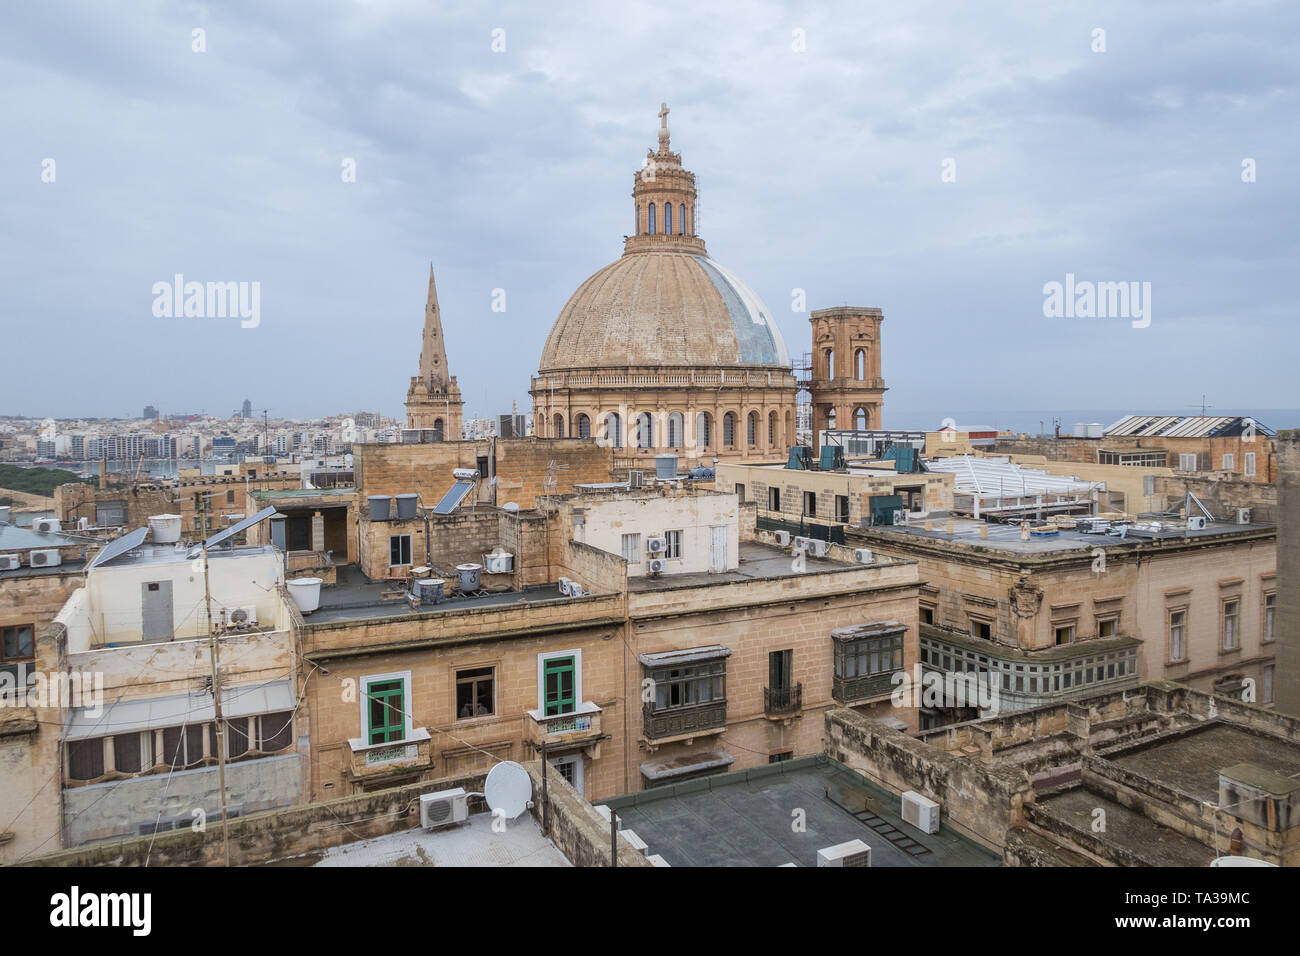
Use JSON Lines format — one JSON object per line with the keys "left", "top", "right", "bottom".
{"left": 434, "top": 418, "right": 444, "bottom": 441}
{"left": 648, "top": 203, "right": 656, "bottom": 235}
{"left": 682, "top": 205, "right": 689, "bottom": 235}
{"left": 854, "top": 407, "right": 868, "bottom": 430}
{"left": 667, "top": 412, "right": 683, "bottom": 448}
{"left": 553, "top": 414, "right": 565, "bottom": 438}
{"left": 636, "top": 412, "right": 654, "bottom": 448}
{"left": 723, "top": 412, "right": 736, "bottom": 447}
{"left": 576, "top": 414, "right": 591, "bottom": 439}
{"left": 696, "top": 412, "right": 712, "bottom": 448}
{"left": 826, "top": 408, "right": 837, "bottom": 430}
{"left": 826, "top": 349, "right": 835, "bottom": 380}
{"left": 603, "top": 412, "right": 623, "bottom": 449}
{"left": 665, "top": 203, "right": 673, "bottom": 235}
{"left": 768, "top": 411, "right": 778, "bottom": 446}
{"left": 636, "top": 205, "right": 641, "bottom": 235}
{"left": 855, "top": 349, "right": 866, "bottom": 380}
{"left": 747, "top": 411, "right": 758, "bottom": 446}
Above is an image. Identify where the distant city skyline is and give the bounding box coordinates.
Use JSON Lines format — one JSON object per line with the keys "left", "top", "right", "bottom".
{"left": 3, "top": 3, "right": 1296, "bottom": 420}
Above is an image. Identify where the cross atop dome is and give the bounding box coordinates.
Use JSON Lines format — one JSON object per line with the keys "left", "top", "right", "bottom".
{"left": 657, "top": 101, "right": 671, "bottom": 151}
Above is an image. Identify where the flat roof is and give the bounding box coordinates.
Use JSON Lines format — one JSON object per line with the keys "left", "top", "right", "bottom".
{"left": 1105, "top": 723, "right": 1300, "bottom": 803}
{"left": 863, "top": 517, "right": 1272, "bottom": 556}
{"left": 628, "top": 540, "right": 883, "bottom": 592}
{"left": 272, "top": 810, "right": 569, "bottom": 867}
{"left": 599, "top": 756, "right": 1000, "bottom": 867}
{"left": 0, "top": 524, "right": 98, "bottom": 552}
{"left": 251, "top": 487, "right": 354, "bottom": 499}
{"left": 1034, "top": 788, "right": 1213, "bottom": 866}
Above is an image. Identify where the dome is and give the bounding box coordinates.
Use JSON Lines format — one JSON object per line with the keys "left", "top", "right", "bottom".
{"left": 537, "top": 251, "right": 791, "bottom": 372}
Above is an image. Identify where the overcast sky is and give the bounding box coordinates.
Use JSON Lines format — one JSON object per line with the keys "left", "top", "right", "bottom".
{"left": 1, "top": 0, "right": 1296, "bottom": 424}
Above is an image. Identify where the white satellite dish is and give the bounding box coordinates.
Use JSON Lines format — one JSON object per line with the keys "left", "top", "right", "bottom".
{"left": 484, "top": 761, "right": 532, "bottom": 820}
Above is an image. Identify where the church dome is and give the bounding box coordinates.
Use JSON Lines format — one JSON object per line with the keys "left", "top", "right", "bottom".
{"left": 537, "top": 250, "right": 790, "bottom": 372}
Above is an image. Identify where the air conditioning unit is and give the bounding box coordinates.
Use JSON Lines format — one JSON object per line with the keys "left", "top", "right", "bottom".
{"left": 1237, "top": 509, "right": 1251, "bottom": 525}
{"left": 34, "top": 518, "right": 61, "bottom": 534}
{"left": 29, "top": 549, "right": 61, "bottom": 567}
{"left": 0, "top": 554, "right": 20, "bottom": 571}
{"left": 1186, "top": 516, "right": 1207, "bottom": 531}
{"left": 806, "top": 539, "right": 831, "bottom": 558}
{"left": 647, "top": 557, "right": 667, "bottom": 574}
{"left": 892, "top": 510, "right": 908, "bottom": 525}
{"left": 793, "top": 535, "right": 813, "bottom": 552}
{"left": 773, "top": 530, "right": 792, "bottom": 547}
{"left": 816, "top": 839, "right": 872, "bottom": 867}
{"left": 901, "top": 791, "right": 941, "bottom": 834}
{"left": 646, "top": 536, "right": 666, "bottom": 554}
{"left": 419, "top": 788, "right": 469, "bottom": 829}
{"left": 222, "top": 606, "right": 258, "bottom": 628}
{"left": 629, "top": 470, "right": 643, "bottom": 489}
{"left": 852, "top": 548, "right": 873, "bottom": 564}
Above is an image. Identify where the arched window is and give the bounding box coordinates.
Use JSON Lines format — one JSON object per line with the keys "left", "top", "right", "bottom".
{"left": 854, "top": 407, "right": 868, "bottom": 430}
{"left": 768, "top": 411, "right": 778, "bottom": 446}
{"left": 603, "top": 412, "right": 623, "bottom": 449}
{"left": 636, "top": 205, "right": 641, "bottom": 235}
{"left": 434, "top": 417, "right": 445, "bottom": 441}
{"left": 747, "top": 411, "right": 758, "bottom": 446}
{"left": 667, "top": 412, "right": 683, "bottom": 448}
{"left": 636, "top": 412, "right": 654, "bottom": 448}
{"left": 553, "top": 414, "right": 565, "bottom": 438}
{"left": 826, "top": 349, "right": 835, "bottom": 380}
{"left": 681, "top": 205, "right": 689, "bottom": 235}
{"left": 696, "top": 412, "right": 712, "bottom": 448}
{"left": 576, "top": 414, "right": 591, "bottom": 439}
{"left": 723, "top": 412, "right": 736, "bottom": 447}
{"left": 855, "top": 349, "right": 865, "bottom": 380}
{"left": 648, "top": 203, "right": 656, "bottom": 235}
{"left": 665, "top": 202, "right": 673, "bottom": 235}
{"left": 826, "top": 408, "right": 837, "bottom": 430}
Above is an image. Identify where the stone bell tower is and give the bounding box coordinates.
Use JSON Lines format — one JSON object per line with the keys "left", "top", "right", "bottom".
{"left": 405, "top": 264, "right": 464, "bottom": 439}
{"left": 807, "top": 307, "right": 887, "bottom": 434}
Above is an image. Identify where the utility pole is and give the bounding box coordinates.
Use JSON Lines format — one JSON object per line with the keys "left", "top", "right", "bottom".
{"left": 199, "top": 494, "right": 232, "bottom": 867}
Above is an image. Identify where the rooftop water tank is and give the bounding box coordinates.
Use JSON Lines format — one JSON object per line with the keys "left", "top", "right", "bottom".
{"left": 287, "top": 577, "right": 323, "bottom": 614}
{"left": 654, "top": 454, "right": 678, "bottom": 480}
{"left": 148, "top": 514, "right": 183, "bottom": 544}
{"left": 395, "top": 493, "right": 419, "bottom": 520}
{"left": 483, "top": 549, "right": 514, "bottom": 573}
{"left": 456, "top": 563, "right": 482, "bottom": 592}
{"left": 367, "top": 496, "right": 391, "bottom": 521}
{"left": 413, "top": 578, "right": 444, "bottom": 606}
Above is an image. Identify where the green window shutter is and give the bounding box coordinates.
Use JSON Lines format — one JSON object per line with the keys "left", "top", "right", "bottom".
{"left": 543, "top": 657, "right": 576, "bottom": 716}
{"left": 366, "top": 679, "right": 405, "bottom": 744}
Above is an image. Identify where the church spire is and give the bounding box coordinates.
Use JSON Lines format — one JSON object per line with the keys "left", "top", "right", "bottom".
{"left": 418, "top": 262, "right": 450, "bottom": 389}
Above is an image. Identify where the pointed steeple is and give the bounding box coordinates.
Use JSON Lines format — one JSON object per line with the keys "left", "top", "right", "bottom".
{"left": 418, "top": 262, "right": 451, "bottom": 389}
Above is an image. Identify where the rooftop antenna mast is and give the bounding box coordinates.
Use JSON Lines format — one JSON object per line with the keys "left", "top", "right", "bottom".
{"left": 1188, "top": 395, "right": 1214, "bottom": 418}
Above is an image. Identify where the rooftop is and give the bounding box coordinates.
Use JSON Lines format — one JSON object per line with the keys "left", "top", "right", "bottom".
{"left": 276, "top": 811, "right": 570, "bottom": 868}
{"left": 600, "top": 756, "right": 1000, "bottom": 867}
{"left": 863, "top": 516, "right": 1272, "bottom": 556}
{"left": 304, "top": 565, "right": 573, "bottom": 626}
{"left": 0, "top": 523, "right": 98, "bottom": 552}
{"left": 628, "top": 539, "right": 882, "bottom": 591}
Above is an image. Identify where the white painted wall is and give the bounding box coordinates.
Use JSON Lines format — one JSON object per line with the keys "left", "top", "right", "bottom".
{"left": 573, "top": 493, "right": 740, "bottom": 576}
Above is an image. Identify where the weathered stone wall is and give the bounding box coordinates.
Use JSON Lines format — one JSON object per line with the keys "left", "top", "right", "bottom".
{"left": 524, "top": 760, "right": 650, "bottom": 867}
{"left": 1154, "top": 474, "right": 1279, "bottom": 523}
{"left": 1277, "top": 430, "right": 1300, "bottom": 717}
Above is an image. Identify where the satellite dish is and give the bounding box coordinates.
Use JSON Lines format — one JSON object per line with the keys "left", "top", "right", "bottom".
{"left": 484, "top": 761, "right": 532, "bottom": 820}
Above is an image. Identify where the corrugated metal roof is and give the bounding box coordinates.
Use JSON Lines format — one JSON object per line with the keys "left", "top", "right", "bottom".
{"left": 924, "top": 456, "right": 1101, "bottom": 496}
{"left": 1103, "top": 415, "right": 1271, "bottom": 439}
{"left": 64, "top": 679, "right": 294, "bottom": 740}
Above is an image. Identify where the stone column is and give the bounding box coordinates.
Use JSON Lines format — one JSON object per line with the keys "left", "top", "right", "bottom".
{"left": 311, "top": 510, "right": 325, "bottom": 554}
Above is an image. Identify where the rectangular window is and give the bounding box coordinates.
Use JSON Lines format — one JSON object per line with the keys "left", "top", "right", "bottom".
{"left": 226, "top": 490, "right": 235, "bottom": 504}
{"left": 970, "top": 619, "right": 992, "bottom": 641}
{"left": 543, "top": 656, "right": 576, "bottom": 716}
{"left": 67, "top": 739, "right": 104, "bottom": 781}
{"left": 365, "top": 678, "right": 406, "bottom": 744}
{"left": 735, "top": 483, "right": 745, "bottom": 504}
{"left": 769, "top": 487, "right": 781, "bottom": 511}
{"left": 1222, "top": 453, "right": 1234, "bottom": 470}
{"left": 648, "top": 658, "right": 727, "bottom": 711}
{"left": 1, "top": 624, "right": 34, "bottom": 662}
{"left": 226, "top": 717, "right": 250, "bottom": 759}
{"left": 769, "top": 751, "right": 793, "bottom": 764}
{"left": 1178, "top": 453, "right": 1198, "bottom": 472}
{"left": 112, "top": 732, "right": 154, "bottom": 774}
{"left": 1097, "top": 617, "right": 1116, "bottom": 638}
{"left": 1245, "top": 452, "right": 1256, "bottom": 477}
{"left": 835, "top": 632, "right": 904, "bottom": 679}
{"left": 389, "top": 534, "right": 412, "bottom": 567}
{"left": 803, "top": 491, "right": 817, "bottom": 516}
{"left": 1264, "top": 665, "right": 1275, "bottom": 705}
{"left": 769, "top": 649, "right": 793, "bottom": 691}
{"left": 835, "top": 495, "right": 850, "bottom": 524}
{"left": 164, "top": 724, "right": 206, "bottom": 768}
{"left": 257, "top": 711, "right": 294, "bottom": 752}
{"left": 920, "top": 606, "right": 934, "bottom": 625}
{"left": 1223, "top": 600, "right": 1239, "bottom": 650}
{"left": 1055, "top": 624, "right": 1075, "bottom": 646}
{"left": 664, "top": 529, "right": 682, "bottom": 559}
{"left": 621, "top": 533, "right": 641, "bottom": 563}
{"left": 1264, "top": 592, "right": 1275, "bottom": 643}
{"left": 1169, "top": 609, "right": 1187, "bottom": 662}
{"left": 456, "top": 667, "right": 495, "bottom": 720}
